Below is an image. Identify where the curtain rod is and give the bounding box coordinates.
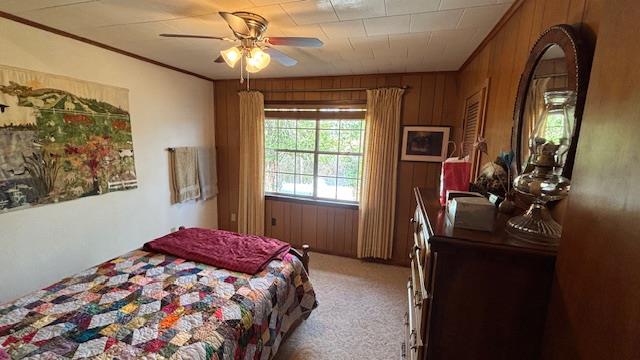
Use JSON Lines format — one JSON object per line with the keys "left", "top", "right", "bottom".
{"left": 241, "top": 85, "right": 409, "bottom": 93}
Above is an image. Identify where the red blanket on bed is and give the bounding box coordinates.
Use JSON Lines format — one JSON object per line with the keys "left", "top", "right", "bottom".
{"left": 143, "top": 227, "right": 291, "bottom": 274}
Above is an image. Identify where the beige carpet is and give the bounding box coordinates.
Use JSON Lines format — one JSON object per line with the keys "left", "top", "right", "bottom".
{"left": 275, "top": 253, "right": 410, "bottom": 360}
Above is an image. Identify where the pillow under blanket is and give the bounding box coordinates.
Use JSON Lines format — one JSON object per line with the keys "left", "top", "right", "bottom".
{"left": 144, "top": 227, "right": 291, "bottom": 274}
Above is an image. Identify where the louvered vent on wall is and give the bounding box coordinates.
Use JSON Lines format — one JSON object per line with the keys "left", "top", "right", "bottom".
{"left": 461, "top": 80, "right": 489, "bottom": 179}
{"left": 462, "top": 100, "right": 480, "bottom": 157}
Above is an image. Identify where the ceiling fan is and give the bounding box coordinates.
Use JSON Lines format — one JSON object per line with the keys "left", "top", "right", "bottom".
{"left": 160, "top": 11, "right": 324, "bottom": 78}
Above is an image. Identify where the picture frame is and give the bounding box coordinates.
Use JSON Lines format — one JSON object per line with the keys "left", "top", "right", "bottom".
{"left": 400, "top": 126, "right": 450, "bottom": 162}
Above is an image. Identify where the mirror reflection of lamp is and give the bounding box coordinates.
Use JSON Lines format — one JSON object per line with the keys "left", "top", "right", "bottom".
{"left": 506, "top": 90, "right": 576, "bottom": 247}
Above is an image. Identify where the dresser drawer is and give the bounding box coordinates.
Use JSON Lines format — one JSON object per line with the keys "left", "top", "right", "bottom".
{"left": 411, "top": 249, "right": 431, "bottom": 302}
{"left": 411, "top": 204, "right": 432, "bottom": 304}
{"left": 412, "top": 205, "right": 433, "bottom": 261}
{"left": 410, "top": 200, "right": 435, "bottom": 360}
{"left": 402, "top": 312, "right": 419, "bottom": 360}
{"left": 404, "top": 284, "right": 420, "bottom": 360}
{"left": 412, "top": 206, "right": 428, "bottom": 250}
{"left": 401, "top": 312, "right": 410, "bottom": 360}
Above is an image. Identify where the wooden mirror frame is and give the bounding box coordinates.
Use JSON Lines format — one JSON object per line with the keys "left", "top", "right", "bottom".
{"left": 512, "top": 24, "right": 592, "bottom": 178}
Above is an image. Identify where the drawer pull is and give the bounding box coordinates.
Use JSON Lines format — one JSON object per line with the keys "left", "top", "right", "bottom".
{"left": 410, "top": 260, "right": 424, "bottom": 307}
{"left": 413, "top": 247, "right": 430, "bottom": 301}
{"left": 413, "top": 230, "right": 425, "bottom": 252}
{"left": 410, "top": 332, "right": 418, "bottom": 350}
{"left": 403, "top": 312, "right": 410, "bottom": 359}
{"left": 407, "top": 280, "right": 423, "bottom": 349}
{"left": 407, "top": 281, "right": 415, "bottom": 334}
{"left": 401, "top": 341, "right": 407, "bottom": 359}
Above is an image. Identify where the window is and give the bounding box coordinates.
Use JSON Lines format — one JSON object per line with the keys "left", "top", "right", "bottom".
{"left": 542, "top": 111, "right": 568, "bottom": 144}
{"left": 264, "top": 107, "right": 366, "bottom": 203}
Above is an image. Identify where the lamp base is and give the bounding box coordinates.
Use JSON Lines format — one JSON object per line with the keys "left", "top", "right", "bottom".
{"left": 506, "top": 202, "right": 561, "bottom": 247}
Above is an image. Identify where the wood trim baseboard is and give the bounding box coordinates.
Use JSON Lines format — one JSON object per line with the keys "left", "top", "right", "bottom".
{"left": 459, "top": 0, "right": 527, "bottom": 71}
{"left": 0, "top": 10, "right": 214, "bottom": 82}
{"left": 266, "top": 194, "right": 359, "bottom": 210}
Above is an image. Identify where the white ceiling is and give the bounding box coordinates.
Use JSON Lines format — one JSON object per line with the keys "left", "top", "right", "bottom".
{"left": 0, "top": 0, "right": 513, "bottom": 79}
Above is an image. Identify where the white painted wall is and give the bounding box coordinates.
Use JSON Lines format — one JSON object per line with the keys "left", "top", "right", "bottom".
{"left": 0, "top": 18, "right": 218, "bottom": 303}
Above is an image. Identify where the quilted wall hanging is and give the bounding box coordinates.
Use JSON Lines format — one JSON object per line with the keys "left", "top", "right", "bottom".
{"left": 0, "top": 65, "right": 137, "bottom": 213}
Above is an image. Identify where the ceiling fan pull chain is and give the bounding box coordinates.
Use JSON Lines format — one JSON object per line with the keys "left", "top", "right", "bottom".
{"left": 246, "top": 56, "right": 251, "bottom": 90}
{"left": 240, "top": 54, "right": 245, "bottom": 84}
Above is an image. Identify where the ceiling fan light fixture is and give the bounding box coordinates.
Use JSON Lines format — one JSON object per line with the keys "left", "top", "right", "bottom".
{"left": 160, "top": 11, "right": 323, "bottom": 81}
{"left": 245, "top": 62, "right": 261, "bottom": 73}
{"left": 246, "top": 47, "right": 271, "bottom": 73}
{"left": 220, "top": 47, "right": 242, "bottom": 68}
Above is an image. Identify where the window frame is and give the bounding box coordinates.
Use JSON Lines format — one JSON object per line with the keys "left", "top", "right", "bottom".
{"left": 264, "top": 104, "right": 366, "bottom": 205}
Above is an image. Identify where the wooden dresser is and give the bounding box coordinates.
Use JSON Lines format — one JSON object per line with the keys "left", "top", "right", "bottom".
{"left": 402, "top": 188, "right": 557, "bottom": 360}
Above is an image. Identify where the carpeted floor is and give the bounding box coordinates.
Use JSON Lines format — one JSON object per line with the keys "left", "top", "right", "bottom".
{"left": 274, "top": 253, "right": 410, "bottom": 360}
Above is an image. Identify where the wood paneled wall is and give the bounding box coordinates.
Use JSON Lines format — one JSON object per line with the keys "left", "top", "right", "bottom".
{"left": 214, "top": 0, "right": 603, "bottom": 266}
{"left": 455, "top": 0, "right": 640, "bottom": 357}
{"left": 541, "top": 1, "right": 640, "bottom": 357}
{"left": 265, "top": 199, "right": 359, "bottom": 258}
{"left": 457, "top": 0, "right": 602, "bottom": 165}
{"left": 214, "top": 73, "right": 459, "bottom": 266}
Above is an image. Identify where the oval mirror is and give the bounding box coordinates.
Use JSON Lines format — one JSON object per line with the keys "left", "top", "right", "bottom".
{"left": 512, "top": 25, "right": 591, "bottom": 178}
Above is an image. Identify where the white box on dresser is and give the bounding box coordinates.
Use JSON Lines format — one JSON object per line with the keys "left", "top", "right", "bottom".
{"left": 446, "top": 197, "right": 496, "bottom": 232}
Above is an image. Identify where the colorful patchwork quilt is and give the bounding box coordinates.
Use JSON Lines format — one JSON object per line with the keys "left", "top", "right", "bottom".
{"left": 0, "top": 250, "right": 317, "bottom": 359}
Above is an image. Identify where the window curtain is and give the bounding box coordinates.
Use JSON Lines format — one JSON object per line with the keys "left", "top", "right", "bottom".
{"left": 357, "top": 87, "right": 405, "bottom": 259}
{"left": 523, "top": 78, "right": 550, "bottom": 164}
{"left": 238, "top": 91, "right": 265, "bottom": 235}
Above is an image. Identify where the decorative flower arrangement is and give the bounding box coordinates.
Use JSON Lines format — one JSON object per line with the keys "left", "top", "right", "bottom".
{"left": 471, "top": 137, "right": 517, "bottom": 213}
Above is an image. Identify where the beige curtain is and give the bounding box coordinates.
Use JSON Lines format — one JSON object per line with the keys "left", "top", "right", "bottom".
{"left": 357, "top": 88, "right": 405, "bottom": 259}
{"left": 523, "top": 77, "right": 550, "bottom": 160}
{"left": 238, "top": 91, "right": 265, "bottom": 235}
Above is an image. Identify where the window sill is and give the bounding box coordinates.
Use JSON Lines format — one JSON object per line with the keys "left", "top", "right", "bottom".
{"left": 265, "top": 194, "right": 359, "bottom": 210}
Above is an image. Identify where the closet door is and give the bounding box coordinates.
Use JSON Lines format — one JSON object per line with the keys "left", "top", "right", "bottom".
{"left": 461, "top": 80, "right": 489, "bottom": 180}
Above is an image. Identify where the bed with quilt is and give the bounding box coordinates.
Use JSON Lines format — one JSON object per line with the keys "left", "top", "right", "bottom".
{"left": 0, "top": 228, "right": 317, "bottom": 360}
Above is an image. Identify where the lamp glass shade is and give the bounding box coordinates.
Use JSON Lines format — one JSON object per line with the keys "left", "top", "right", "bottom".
{"left": 246, "top": 48, "right": 271, "bottom": 73}
{"left": 220, "top": 47, "right": 241, "bottom": 68}
{"left": 529, "top": 90, "right": 576, "bottom": 170}
{"left": 245, "top": 63, "right": 261, "bottom": 73}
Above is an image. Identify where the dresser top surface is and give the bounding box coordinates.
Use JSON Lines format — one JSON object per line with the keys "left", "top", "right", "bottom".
{"left": 416, "top": 188, "right": 558, "bottom": 257}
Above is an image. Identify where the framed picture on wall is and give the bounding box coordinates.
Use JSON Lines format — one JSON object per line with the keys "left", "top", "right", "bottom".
{"left": 400, "top": 126, "right": 450, "bottom": 162}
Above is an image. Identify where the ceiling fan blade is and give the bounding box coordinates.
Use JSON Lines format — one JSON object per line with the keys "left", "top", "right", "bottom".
{"left": 214, "top": 55, "right": 225, "bottom": 63}
{"left": 265, "top": 37, "right": 324, "bottom": 48}
{"left": 219, "top": 12, "right": 251, "bottom": 37}
{"left": 159, "top": 33, "right": 234, "bottom": 41}
{"left": 264, "top": 48, "right": 298, "bottom": 67}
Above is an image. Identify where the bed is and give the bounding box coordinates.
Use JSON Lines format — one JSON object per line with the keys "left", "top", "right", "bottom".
{"left": 0, "top": 230, "right": 317, "bottom": 360}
